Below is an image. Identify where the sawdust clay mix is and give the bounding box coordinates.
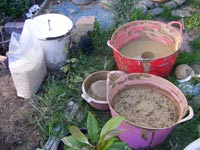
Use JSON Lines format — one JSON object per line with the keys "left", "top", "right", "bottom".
{"left": 112, "top": 86, "right": 179, "bottom": 128}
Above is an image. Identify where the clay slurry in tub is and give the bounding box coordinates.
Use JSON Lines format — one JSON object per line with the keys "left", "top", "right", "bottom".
{"left": 119, "top": 37, "right": 175, "bottom": 59}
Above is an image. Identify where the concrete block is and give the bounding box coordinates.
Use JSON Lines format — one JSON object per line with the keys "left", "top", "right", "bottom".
{"left": 4, "top": 22, "right": 24, "bottom": 35}
{"left": 75, "top": 16, "right": 96, "bottom": 32}
{"left": 0, "top": 55, "right": 8, "bottom": 69}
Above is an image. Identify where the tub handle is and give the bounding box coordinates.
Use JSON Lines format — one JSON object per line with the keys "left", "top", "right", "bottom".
{"left": 168, "top": 21, "right": 183, "bottom": 35}
{"left": 107, "top": 40, "right": 118, "bottom": 53}
{"left": 107, "top": 71, "right": 126, "bottom": 88}
{"left": 81, "top": 93, "right": 93, "bottom": 103}
{"left": 177, "top": 106, "right": 194, "bottom": 124}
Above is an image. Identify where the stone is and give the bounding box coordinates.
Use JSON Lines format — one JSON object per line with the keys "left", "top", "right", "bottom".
{"left": 191, "top": 64, "right": 200, "bottom": 74}
{"left": 138, "top": 0, "right": 154, "bottom": 8}
{"left": 134, "top": 4, "right": 148, "bottom": 14}
{"left": 4, "top": 22, "right": 24, "bottom": 35}
{"left": 75, "top": 16, "right": 96, "bottom": 32}
{"left": 148, "top": 7, "right": 164, "bottom": 16}
{"left": 178, "top": 82, "right": 194, "bottom": 96}
{"left": 192, "top": 83, "right": 200, "bottom": 96}
{"left": 173, "top": 0, "right": 186, "bottom": 6}
{"left": 172, "top": 9, "right": 192, "bottom": 17}
{"left": 174, "top": 64, "right": 193, "bottom": 80}
{"left": 150, "top": 3, "right": 160, "bottom": 9}
{"left": 0, "top": 55, "right": 8, "bottom": 69}
{"left": 163, "top": 1, "right": 177, "bottom": 9}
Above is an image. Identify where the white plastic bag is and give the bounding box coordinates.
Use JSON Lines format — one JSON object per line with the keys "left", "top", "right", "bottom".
{"left": 7, "top": 20, "right": 47, "bottom": 99}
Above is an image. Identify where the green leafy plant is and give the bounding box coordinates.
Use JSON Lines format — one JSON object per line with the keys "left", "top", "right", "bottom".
{"left": 61, "top": 58, "right": 79, "bottom": 73}
{"left": 0, "top": 0, "right": 28, "bottom": 20}
{"left": 159, "top": 5, "right": 179, "bottom": 21}
{"left": 185, "top": 13, "right": 200, "bottom": 30}
{"left": 130, "top": 8, "right": 152, "bottom": 21}
{"left": 112, "top": 0, "right": 134, "bottom": 26}
{"left": 61, "top": 112, "right": 131, "bottom": 150}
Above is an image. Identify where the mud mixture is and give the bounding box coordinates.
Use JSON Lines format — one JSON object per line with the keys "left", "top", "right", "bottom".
{"left": 112, "top": 87, "right": 179, "bottom": 128}
{"left": 87, "top": 80, "right": 107, "bottom": 101}
{"left": 120, "top": 38, "right": 174, "bottom": 59}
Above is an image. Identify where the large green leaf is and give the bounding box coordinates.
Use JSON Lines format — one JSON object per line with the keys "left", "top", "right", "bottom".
{"left": 62, "top": 136, "right": 89, "bottom": 148}
{"left": 96, "top": 138, "right": 114, "bottom": 150}
{"left": 69, "top": 126, "right": 91, "bottom": 146}
{"left": 100, "top": 116, "right": 124, "bottom": 138}
{"left": 87, "top": 112, "right": 99, "bottom": 144}
{"left": 97, "top": 129, "right": 124, "bottom": 149}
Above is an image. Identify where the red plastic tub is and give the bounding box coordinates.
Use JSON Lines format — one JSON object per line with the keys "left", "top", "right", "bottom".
{"left": 107, "top": 20, "right": 183, "bottom": 78}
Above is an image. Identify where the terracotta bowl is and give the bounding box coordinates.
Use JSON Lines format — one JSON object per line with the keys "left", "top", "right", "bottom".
{"left": 81, "top": 71, "right": 109, "bottom": 110}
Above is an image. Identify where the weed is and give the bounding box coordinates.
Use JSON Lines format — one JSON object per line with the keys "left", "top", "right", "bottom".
{"left": 159, "top": 5, "right": 179, "bottom": 21}
{"left": 0, "top": 0, "right": 28, "bottom": 20}
{"left": 190, "top": 35, "right": 200, "bottom": 50}
{"left": 112, "top": 0, "right": 134, "bottom": 26}
{"left": 130, "top": 8, "right": 152, "bottom": 21}
{"left": 29, "top": 77, "right": 89, "bottom": 144}
{"left": 185, "top": 13, "right": 200, "bottom": 30}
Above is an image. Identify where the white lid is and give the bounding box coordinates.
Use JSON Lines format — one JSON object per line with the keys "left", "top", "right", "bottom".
{"left": 33, "top": 13, "right": 73, "bottom": 39}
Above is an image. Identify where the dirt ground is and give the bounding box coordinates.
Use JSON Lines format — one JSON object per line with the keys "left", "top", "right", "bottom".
{"left": 0, "top": 69, "right": 41, "bottom": 150}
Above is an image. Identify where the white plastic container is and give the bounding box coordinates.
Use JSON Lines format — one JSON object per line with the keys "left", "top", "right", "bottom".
{"left": 184, "top": 138, "right": 200, "bottom": 150}
{"left": 33, "top": 13, "right": 73, "bottom": 70}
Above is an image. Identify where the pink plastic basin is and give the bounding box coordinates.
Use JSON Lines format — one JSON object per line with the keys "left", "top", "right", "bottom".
{"left": 107, "top": 71, "right": 194, "bottom": 149}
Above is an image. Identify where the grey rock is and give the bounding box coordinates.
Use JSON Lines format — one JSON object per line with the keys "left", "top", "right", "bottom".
{"left": 138, "top": 0, "right": 154, "bottom": 8}
{"left": 192, "top": 83, "right": 200, "bottom": 96}
{"left": 172, "top": 9, "right": 192, "bottom": 17}
{"left": 148, "top": 7, "right": 164, "bottom": 16}
{"left": 150, "top": 3, "right": 160, "bottom": 9}
{"left": 181, "top": 6, "right": 197, "bottom": 14}
{"left": 178, "top": 82, "right": 194, "bottom": 96}
{"left": 191, "top": 64, "right": 200, "bottom": 74}
{"left": 164, "top": 1, "right": 177, "bottom": 9}
{"left": 134, "top": 4, "right": 148, "bottom": 14}
{"left": 173, "top": 0, "right": 186, "bottom": 6}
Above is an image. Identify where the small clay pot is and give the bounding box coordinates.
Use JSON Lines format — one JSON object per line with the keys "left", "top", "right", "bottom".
{"left": 81, "top": 71, "right": 109, "bottom": 110}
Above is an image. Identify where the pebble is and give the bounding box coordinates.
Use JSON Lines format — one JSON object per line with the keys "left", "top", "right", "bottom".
{"left": 178, "top": 82, "right": 194, "bottom": 96}
{"left": 192, "top": 83, "right": 200, "bottom": 96}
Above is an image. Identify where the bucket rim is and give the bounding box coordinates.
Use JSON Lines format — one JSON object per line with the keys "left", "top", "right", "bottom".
{"left": 33, "top": 13, "right": 73, "bottom": 40}
{"left": 109, "top": 20, "right": 183, "bottom": 61}
{"left": 82, "top": 70, "right": 109, "bottom": 104}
